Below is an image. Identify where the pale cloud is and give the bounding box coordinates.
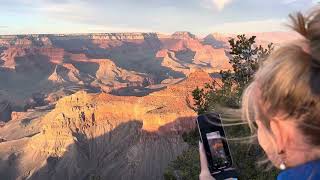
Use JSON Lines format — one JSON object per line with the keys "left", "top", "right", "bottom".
{"left": 201, "top": 0, "right": 233, "bottom": 11}
{"left": 213, "top": 0, "right": 233, "bottom": 10}
{"left": 0, "top": 24, "right": 155, "bottom": 35}
{"left": 208, "top": 19, "right": 288, "bottom": 33}
{"left": 37, "top": 1, "right": 94, "bottom": 23}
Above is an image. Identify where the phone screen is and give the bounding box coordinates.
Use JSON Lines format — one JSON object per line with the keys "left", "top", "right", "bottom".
{"left": 197, "top": 113, "right": 232, "bottom": 172}
{"left": 206, "top": 131, "right": 228, "bottom": 167}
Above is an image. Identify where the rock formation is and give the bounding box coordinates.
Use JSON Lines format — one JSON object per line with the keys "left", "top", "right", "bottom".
{"left": 48, "top": 65, "right": 66, "bottom": 83}
{"left": 0, "top": 70, "right": 212, "bottom": 180}
{"left": 203, "top": 33, "right": 231, "bottom": 48}
{"left": 0, "top": 32, "right": 235, "bottom": 111}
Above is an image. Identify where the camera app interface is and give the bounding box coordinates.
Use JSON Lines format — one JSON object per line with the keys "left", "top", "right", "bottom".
{"left": 206, "top": 131, "right": 228, "bottom": 167}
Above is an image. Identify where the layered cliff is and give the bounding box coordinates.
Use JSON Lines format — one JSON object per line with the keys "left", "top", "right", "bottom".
{"left": 0, "top": 32, "right": 233, "bottom": 113}
{"left": 0, "top": 70, "right": 212, "bottom": 180}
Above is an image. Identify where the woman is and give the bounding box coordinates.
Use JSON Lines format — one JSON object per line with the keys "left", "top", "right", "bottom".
{"left": 199, "top": 9, "right": 320, "bottom": 180}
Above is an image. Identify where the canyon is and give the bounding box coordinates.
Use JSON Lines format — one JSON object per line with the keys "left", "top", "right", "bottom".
{"left": 0, "top": 31, "right": 298, "bottom": 179}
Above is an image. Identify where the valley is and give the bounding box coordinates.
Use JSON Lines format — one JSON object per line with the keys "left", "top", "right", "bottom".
{"left": 0, "top": 31, "right": 297, "bottom": 179}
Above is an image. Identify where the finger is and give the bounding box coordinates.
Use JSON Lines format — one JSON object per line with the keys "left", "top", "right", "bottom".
{"left": 199, "top": 141, "right": 210, "bottom": 172}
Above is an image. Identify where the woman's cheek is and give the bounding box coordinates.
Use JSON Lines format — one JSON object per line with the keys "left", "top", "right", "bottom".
{"left": 257, "top": 124, "right": 272, "bottom": 154}
{"left": 257, "top": 127, "right": 267, "bottom": 151}
{"left": 257, "top": 126, "right": 278, "bottom": 165}
{"left": 256, "top": 121, "right": 268, "bottom": 152}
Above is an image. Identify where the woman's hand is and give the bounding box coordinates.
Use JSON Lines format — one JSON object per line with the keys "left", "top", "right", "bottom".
{"left": 199, "top": 141, "right": 216, "bottom": 180}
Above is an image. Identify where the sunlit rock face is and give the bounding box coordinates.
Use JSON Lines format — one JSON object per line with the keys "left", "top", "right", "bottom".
{"left": 0, "top": 71, "right": 212, "bottom": 180}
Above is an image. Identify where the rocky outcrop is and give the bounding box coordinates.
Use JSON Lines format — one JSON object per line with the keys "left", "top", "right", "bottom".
{"left": 156, "top": 44, "right": 231, "bottom": 74}
{"left": 48, "top": 65, "right": 66, "bottom": 84}
{"left": 203, "top": 33, "right": 231, "bottom": 48}
{"left": 94, "top": 59, "right": 146, "bottom": 86}
{"left": 194, "top": 46, "right": 232, "bottom": 71}
{"left": 61, "top": 63, "right": 82, "bottom": 83}
{"left": 156, "top": 49, "right": 190, "bottom": 75}
{"left": 91, "top": 33, "right": 160, "bottom": 40}
{"left": 171, "top": 31, "right": 196, "bottom": 40}
{"left": 0, "top": 47, "right": 27, "bottom": 69}
{"left": 14, "top": 38, "right": 33, "bottom": 46}
{"left": 11, "top": 111, "right": 31, "bottom": 122}
{"left": 0, "top": 71, "right": 212, "bottom": 180}
{"left": 39, "top": 37, "right": 53, "bottom": 46}
{"left": 36, "top": 47, "right": 65, "bottom": 64}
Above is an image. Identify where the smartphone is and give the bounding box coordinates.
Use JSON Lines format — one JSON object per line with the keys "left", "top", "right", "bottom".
{"left": 197, "top": 113, "right": 233, "bottom": 173}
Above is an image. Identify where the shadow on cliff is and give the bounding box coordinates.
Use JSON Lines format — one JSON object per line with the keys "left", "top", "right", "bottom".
{"left": 110, "top": 85, "right": 167, "bottom": 97}
{"left": 202, "top": 35, "right": 228, "bottom": 49}
{"left": 0, "top": 54, "right": 58, "bottom": 112}
{"left": 0, "top": 152, "right": 20, "bottom": 180}
{"left": 104, "top": 35, "right": 186, "bottom": 83}
{"left": 51, "top": 35, "right": 185, "bottom": 83}
{"left": 28, "top": 116, "right": 196, "bottom": 180}
{"left": 52, "top": 35, "right": 186, "bottom": 96}
{"left": 1, "top": 54, "right": 54, "bottom": 89}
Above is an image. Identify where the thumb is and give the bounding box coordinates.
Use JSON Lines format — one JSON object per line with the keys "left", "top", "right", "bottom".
{"left": 199, "top": 141, "right": 210, "bottom": 172}
{"left": 199, "top": 141, "right": 216, "bottom": 180}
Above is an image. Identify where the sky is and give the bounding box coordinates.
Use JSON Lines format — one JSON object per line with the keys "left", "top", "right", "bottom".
{"left": 0, "top": 0, "right": 318, "bottom": 36}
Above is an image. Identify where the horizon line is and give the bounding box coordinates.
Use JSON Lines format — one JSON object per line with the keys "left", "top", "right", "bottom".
{"left": 0, "top": 30, "right": 293, "bottom": 38}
